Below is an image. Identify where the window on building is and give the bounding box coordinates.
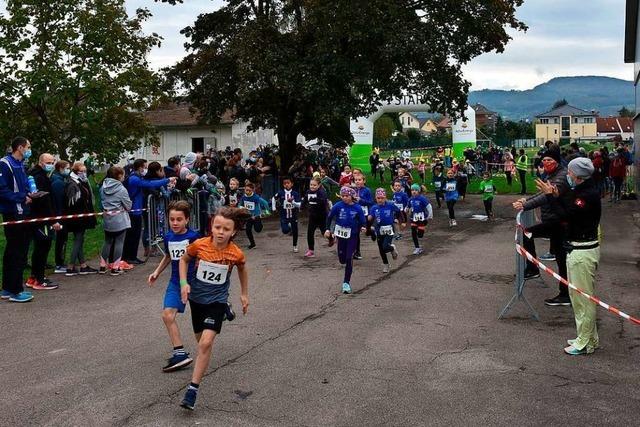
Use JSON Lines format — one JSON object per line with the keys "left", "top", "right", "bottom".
{"left": 553, "top": 118, "right": 558, "bottom": 124}
{"left": 191, "top": 137, "right": 204, "bottom": 153}
{"left": 554, "top": 129, "right": 558, "bottom": 134}
{"left": 584, "top": 117, "right": 593, "bottom": 124}
{"left": 540, "top": 118, "right": 549, "bottom": 124}
{"left": 573, "top": 117, "right": 579, "bottom": 124}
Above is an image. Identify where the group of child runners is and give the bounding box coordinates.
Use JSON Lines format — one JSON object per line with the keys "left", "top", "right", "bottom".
{"left": 146, "top": 165, "right": 497, "bottom": 410}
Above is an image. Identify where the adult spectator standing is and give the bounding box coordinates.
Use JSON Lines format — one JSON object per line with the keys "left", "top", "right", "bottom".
{"left": 26, "top": 153, "right": 62, "bottom": 289}
{"left": 609, "top": 147, "right": 628, "bottom": 203}
{"left": 122, "top": 159, "right": 174, "bottom": 265}
{"left": 0, "top": 137, "right": 34, "bottom": 302}
{"left": 515, "top": 148, "right": 528, "bottom": 195}
{"left": 164, "top": 156, "right": 180, "bottom": 179}
{"left": 51, "top": 160, "right": 70, "bottom": 273}
{"left": 124, "top": 154, "right": 136, "bottom": 179}
{"left": 512, "top": 146, "right": 570, "bottom": 306}
{"left": 100, "top": 166, "right": 132, "bottom": 275}
{"left": 369, "top": 149, "right": 380, "bottom": 178}
{"left": 536, "top": 158, "right": 601, "bottom": 355}
{"left": 64, "top": 162, "right": 98, "bottom": 276}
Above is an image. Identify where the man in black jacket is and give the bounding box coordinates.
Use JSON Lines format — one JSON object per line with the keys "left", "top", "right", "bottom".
{"left": 512, "top": 145, "right": 571, "bottom": 306}
{"left": 536, "top": 157, "right": 601, "bottom": 355}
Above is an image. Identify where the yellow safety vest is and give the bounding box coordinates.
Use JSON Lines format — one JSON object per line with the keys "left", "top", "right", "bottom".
{"left": 516, "top": 155, "right": 528, "bottom": 171}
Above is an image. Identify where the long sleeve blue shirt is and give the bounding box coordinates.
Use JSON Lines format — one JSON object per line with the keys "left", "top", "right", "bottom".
{"left": 326, "top": 201, "right": 366, "bottom": 235}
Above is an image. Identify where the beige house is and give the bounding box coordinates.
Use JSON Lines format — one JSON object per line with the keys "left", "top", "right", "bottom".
{"left": 399, "top": 112, "right": 421, "bottom": 131}
{"left": 419, "top": 118, "right": 438, "bottom": 134}
{"left": 535, "top": 104, "right": 598, "bottom": 144}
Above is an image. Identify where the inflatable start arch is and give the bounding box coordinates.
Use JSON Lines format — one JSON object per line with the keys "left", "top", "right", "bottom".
{"left": 348, "top": 95, "right": 476, "bottom": 170}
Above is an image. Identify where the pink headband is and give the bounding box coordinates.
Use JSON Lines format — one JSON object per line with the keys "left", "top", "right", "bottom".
{"left": 375, "top": 188, "right": 386, "bottom": 198}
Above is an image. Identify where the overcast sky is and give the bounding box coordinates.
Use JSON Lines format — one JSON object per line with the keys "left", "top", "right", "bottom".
{"left": 2, "top": 0, "right": 632, "bottom": 91}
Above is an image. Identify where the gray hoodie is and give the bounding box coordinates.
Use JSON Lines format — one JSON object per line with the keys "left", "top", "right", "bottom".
{"left": 100, "top": 178, "right": 132, "bottom": 232}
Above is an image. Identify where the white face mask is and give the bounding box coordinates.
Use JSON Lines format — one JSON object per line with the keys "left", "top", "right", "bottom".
{"left": 141, "top": 168, "right": 148, "bottom": 176}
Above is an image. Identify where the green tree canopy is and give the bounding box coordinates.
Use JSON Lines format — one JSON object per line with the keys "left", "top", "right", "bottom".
{"left": 618, "top": 106, "right": 635, "bottom": 118}
{"left": 0, "top": 0, "right": 164, "bottom": 161}
{"left": 374, "top": 113, "right": 402, "bottom": 141}
{"left": 165, "top": 0, "right": 526, "bottom": 173}
{"left": 552, "top": 98, "right": 569, "bottom": 110}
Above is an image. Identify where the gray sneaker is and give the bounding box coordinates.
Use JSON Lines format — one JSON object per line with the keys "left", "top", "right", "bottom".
{"left": 539, "top": 252, "right": 556, "bottom": 261}
{"left": 383, "top": 264, "right": 389, "bottom": 273}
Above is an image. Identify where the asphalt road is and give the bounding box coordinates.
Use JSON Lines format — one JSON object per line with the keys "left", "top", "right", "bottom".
{"left": 1, "top": 195, "right": 639, "bottom": 426}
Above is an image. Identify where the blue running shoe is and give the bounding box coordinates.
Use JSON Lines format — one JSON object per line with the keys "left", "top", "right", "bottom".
{"left": 342, "top": 282, "right": 352, "bottom": 294}
{"left": 563, "top": 345, "right": 593, "bottom": 356}
{"left": 163, "top": 352, "right": 193, "bottom": 373}
{"left": 180, "top": 387, "right": 198, "bottom": 410}
{"left": 1, "top": 290, "right": 11, "bottom": 299}
{"left": 9, "top": 291, "right": 34, "bottom": 303}
{"left": 224, "top": 303, "right": 235, "bottom": 322}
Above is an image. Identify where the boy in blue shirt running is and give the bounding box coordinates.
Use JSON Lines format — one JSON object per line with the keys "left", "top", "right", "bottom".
{"left": 148, "top": 201, "right": 200, "bottom": 372}
{"left": 239, "top": 182, "right": 270, "bottom": 249}
{"left": 272, "top": 176, "right": 302, "bottom": 252}
{"left": 368, "top": 188, "right": 400, "bottom": 273}
{"left": 408, "top": 184, "right": 433, "bottom": 254}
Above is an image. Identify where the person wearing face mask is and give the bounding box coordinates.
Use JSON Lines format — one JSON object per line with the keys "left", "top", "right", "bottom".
{"left": 0, "top": 137, "right": 35, "bottom": 302}
{"left": 51, "top": 160, "right": 71, "bottom": 273}
{"left": 512, "top": 144, "right": 572, "bottom": 307}
{"left": 25, "top": 153, "right": 62, "bottom": 290}
{"left": 123, "top": 158, "right": 175, "bottom": 265}
{"left": 64, "top": 162, "right": 98, "bottom": 276}
{"left": 535, "top": 157, "right": 601, "bottom": 355}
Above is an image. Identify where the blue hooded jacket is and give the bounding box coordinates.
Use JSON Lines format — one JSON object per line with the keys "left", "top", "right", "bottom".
{"left": 0, "top": 155, "right": 30, "bottom": 215}
{"left": 126, "top": 173, "right": 169, "bottom": 216}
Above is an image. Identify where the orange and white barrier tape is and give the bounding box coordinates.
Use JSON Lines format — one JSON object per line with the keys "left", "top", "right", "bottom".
{"left": 515, "top": 216, "right": 640, "bottom": 325}
{"left": 0, "top": 208, "right": 146, "bottom": 227}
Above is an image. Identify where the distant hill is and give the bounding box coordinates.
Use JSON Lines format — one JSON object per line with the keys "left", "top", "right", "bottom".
{"left": 468, "top": 76, "right": 634, "bottom": 120}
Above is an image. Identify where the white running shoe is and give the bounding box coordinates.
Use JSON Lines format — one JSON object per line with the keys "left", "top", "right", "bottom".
{"left": 383, "top": 264, "right": 389, "bottom": 273}
{"left": 293, "top": 246, "right": 299, "bottom": 253}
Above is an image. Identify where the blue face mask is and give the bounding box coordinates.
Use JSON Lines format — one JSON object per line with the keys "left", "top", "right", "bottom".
{"left": 44, "top": 164, "right": 54, "bottom": 173}
{"left": 62, "top": 169, "right": 71, "bottom": 176}
{"left": 566, "top": 175, "right": 576, "bottom": 189}
{"left": 23, "top": 149, "right": 32, "bottom": 160}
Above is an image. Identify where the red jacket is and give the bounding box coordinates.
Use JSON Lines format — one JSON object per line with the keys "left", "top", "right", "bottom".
{"left": 609, "top": 155, "right": 627, "bottom": 178}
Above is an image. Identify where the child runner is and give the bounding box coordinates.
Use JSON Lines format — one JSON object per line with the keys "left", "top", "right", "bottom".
{"left": 178, "top": 207, "right": 251, "bottom": 410}
{"left": 324, "top": 186, "right": 366, "bottom": 294}
{"left": 396, "top": 167, "right": 413, "bottom": 195}
{"left": 301, "top": 177, "right": 331, "bottom": 257}
{"left": 225, "top": 178, "right": 241, "bottom": 207}
{"left": 148, "top": 201, "right": 200, "bottom": 372}
{"left": 353, "top": 173, "right": 373, "bottom": 257}
{"left": 432, "top": 165, "right": 446, "bottom": 208}
{"left": 417, "top": 160, "right": 426, "bottom": 183}
{"left": 238, "top": 182, "right": 270, "bottom": 249}
{"left": 444, "top": 169, "right": 459, "bottom": 227}
{"left": 407, "top": 184, "right": 433, "bottom": 255}
{"left": 272, "top": 176, "right": 302, "bottom": 252}
{"left": 391, "top": 179, "right": 409, "bottom": 240}
{"left": 368, "top": 188, "right": 400, "bottom": 273}
{"left": 478, "top": 171, "right": 496, "bottom": 219}
{"left": 338, "top": 164, "right": 353, "bottom": 187}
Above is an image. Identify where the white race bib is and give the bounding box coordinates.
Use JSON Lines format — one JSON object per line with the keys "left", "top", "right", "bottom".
{"left": 244, "top": 201, "right": 255, "bottom": 211}
{"left": 168, "top": 240, "right": 188, "bottom": 261}
{"left": 413, "top": 212, "right": 425, "bottom": 222}
{"left": 380, "top": 225, "right": 394, "bottom": 236}
{"left": 445, "top": 182, "right": 456, "bottom": 192}
{"left": 283, "top": 201, "right": 294, "bottom": 209}
{"left": 484, "top": 185, "right": 493, "bottom": 193}
{"left": 362, "top": 206, "right": 369, "bottom": 216}
{"left": 394, "top": 203, "right": 404, "bottom": 211}
{"left": 196, "top": 261, "right": 228, "bottom": 285}
{"left": 334, "top": 224, "right": 351, "bottom": 239}
{"left": 434, "top": 181, "right": 442, "bottom": 189}
{"left": 229, "top": 195, "right": 237, "bottom": 205}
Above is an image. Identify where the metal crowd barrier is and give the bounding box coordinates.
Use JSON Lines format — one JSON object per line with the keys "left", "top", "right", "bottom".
{"left": 499, "top": 209, "right": 540, "bottom": 320}
{"left": 147, "top": 190, "right": 202, "bottom": 255}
